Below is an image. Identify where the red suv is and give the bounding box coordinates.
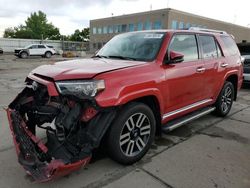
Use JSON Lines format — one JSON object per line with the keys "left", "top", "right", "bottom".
{"left": 7, "top": 28, "right": 243, "bottom": 181}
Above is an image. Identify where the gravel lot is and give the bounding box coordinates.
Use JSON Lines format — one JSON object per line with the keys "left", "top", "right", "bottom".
{"left": 0, "top": 54, "right": 249, "bottom": 188}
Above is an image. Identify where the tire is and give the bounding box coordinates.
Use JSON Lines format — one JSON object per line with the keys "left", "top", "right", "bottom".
{"left": 107, "top": 102, "right": 156, "bottom": 165}
{"left": 20, "top": 51, "right": 28, "bottom": 59}
{"left": 214, "top": 81, "right": 234, "bottom": 117}
{"left": 45, "top": 51, "right": 52, "bottom": 58}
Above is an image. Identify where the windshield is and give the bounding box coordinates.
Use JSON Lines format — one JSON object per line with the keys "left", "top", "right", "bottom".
{"left": 96, "top": 32, "right": 165, "bottom": 61}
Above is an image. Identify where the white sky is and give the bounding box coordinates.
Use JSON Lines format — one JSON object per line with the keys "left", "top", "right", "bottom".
{"left": 0, "top": 0, "right": 249, "bottom": 37}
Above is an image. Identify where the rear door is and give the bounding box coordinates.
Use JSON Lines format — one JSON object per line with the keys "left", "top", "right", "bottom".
{"left": 162, "top": 33, "right": 206, "bottom": 117}
{"left": 198, "top": 34, "right": 224, "bottom": 99}
{"left": 38, "top": 45, "right": 47, "bottom": 55}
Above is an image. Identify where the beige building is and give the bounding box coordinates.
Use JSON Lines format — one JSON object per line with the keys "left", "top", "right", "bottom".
{"left": 90, "top": 8, "right": 250, "bottom": 52}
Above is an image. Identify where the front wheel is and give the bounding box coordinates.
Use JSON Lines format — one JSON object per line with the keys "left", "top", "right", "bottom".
{"left": 214, "top": 81, "right": 234, "bottom": 117}
{"left": 107, "top": 102, "right": 156, "bottom": 165}
{"left": 20, "top": 52, "right": 28, "bottom": 58}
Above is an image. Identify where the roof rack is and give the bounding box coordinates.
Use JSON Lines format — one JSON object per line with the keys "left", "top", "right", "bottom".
{"left": 188, "top": 27, "right": 227, "bottom": 34}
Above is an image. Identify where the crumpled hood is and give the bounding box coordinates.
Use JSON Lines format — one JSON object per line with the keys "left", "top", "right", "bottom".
{"left": 31, "top": 58, "right": 147, "bottom": 81}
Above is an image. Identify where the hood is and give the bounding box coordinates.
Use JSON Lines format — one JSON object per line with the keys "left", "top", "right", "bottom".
{"left": 31, "top": 58, "right": 147, "bottom": 81}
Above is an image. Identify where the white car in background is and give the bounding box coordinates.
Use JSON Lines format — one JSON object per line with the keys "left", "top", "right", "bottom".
{"left": 14, "top": 44, "right": 56, "bottom": 58}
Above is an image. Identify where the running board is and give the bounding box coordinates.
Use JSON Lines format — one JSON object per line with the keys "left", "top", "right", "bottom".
{"left": 162, "top": 107, "right": 216, "bottom": 133}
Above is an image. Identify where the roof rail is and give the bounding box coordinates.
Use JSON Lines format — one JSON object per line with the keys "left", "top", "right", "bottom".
{"left": 189, "top": 27, "right": 227, "bottom": 34}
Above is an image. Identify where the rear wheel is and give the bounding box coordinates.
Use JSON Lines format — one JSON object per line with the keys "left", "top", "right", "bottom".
{"left": 45, "top": 51, "right": 52, "bottom": 58}
{"left": 107, "top": 102, "right": 155, "bottom": 165}
{"left": 214, "top": 81, "right": 234, "bottom": 117}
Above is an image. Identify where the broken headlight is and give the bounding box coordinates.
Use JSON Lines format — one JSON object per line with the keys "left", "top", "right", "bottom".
{"left": 55, "top": 80, "right": 105, "bottom": 97}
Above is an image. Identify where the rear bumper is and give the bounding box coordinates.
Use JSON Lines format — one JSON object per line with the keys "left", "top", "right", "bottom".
{"left": 7, "top": 108, "right": 91, "bottom": 182}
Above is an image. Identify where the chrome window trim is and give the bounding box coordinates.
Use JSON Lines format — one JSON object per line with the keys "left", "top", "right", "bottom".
{"left": 162, "top": 99, "right": 213, "bottom": 120}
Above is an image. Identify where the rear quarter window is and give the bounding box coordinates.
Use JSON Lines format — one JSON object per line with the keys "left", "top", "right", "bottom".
{"left": 220, "top": 36, "right": 239, "bottom": 56}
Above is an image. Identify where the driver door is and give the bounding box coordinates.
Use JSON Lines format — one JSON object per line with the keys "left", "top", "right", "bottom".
{"left": 162, "top": 33, "right": 206, "bottom": 120}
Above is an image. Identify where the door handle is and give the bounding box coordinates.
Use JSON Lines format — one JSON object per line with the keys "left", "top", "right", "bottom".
{"left": 221, "top": 63, "right": 228, "bottom": 68}
{"left": 196, "top": 67, "right": 205, "bottom": 73}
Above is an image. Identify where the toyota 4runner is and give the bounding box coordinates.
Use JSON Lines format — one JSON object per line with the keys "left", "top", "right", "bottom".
{"left": 6, "top": 28, "right": 243, "bottom": 181}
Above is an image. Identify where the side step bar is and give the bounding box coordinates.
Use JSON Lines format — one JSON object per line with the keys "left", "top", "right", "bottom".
{"left": 162, "top": 107, "right": 216, "bottom": 133}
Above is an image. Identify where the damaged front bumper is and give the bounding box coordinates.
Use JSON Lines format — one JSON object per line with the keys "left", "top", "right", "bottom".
{"left": 6, "top": 75, "right": 116, "bottom": 182}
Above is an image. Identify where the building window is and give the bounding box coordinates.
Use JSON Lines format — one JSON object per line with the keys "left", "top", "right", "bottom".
{"left": 171, "top": 20, "right": 178, "bottom": 29}
{"left": 93, "top": 43, "right": 96, "bottom": 49}
{"left": 129, "top": 24, "right": 135, "bottom": 32}
{"left": 186, "top": 23, "right": 191, "bottom": 29}
{"left": 103, "top": 26, "right": 108, "bottom": 34}
{"left": 137, "top": 22, "right": 143, "bottom": 31}
{"left": 108, "top": 25, "right": 113, "bottom": 33}
{"left": 93, "top": 27, "right": 97, "bottom": 34}
{"left": 154, "top": 21, "right": 162, "bottom": 29}
{"left": 122, "top": 24, "right": 127, "bottom": 32}
{"left": 114, "top": 25, "right": 119, "bottom": 33}
{"left": 145, "top": 21, "right": 152, "bottom": 30}
{"left": 98, "top": 27, "right": 102, "bottom": 34}
{"left": 118, "top": 25, "right": 122, "bottom": 32}
{"left": 179, "top": 22, "right": 184, "bottom": 29}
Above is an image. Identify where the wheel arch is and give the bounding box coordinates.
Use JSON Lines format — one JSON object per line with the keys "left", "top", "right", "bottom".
{"left": 225, "top": 74, "right": 238, "bottom": 101}
{"left": 117, "top": 95, "right": 162, "bottom": 135}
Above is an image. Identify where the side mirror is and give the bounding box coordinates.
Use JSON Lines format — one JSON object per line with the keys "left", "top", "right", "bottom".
{"left": 164, "top": 50, "right": 184, "bottom": 64}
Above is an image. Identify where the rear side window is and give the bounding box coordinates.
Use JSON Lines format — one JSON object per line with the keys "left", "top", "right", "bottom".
{"left": 38, "top": 45, "right": 46, "bottom": 49}
{"left": 220, "top": 36, "right": 239, "bottom": 56}
{"left": 169, "top": 34, "right": 198, "bottom": 62}
{"left": 199, "top": 35, "right": 218, "bottom": 59}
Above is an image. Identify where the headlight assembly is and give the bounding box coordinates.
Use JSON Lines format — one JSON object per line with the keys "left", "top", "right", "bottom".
{"left": 55, "top": 80, "right": 105, "bottom": 97}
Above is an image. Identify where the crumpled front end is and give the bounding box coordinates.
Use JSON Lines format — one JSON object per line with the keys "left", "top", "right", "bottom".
{"left": 6, "top": 75, "right": 116, "bottom": 182}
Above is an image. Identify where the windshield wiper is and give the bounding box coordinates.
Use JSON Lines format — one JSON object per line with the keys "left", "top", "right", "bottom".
{"left": 92, "top": 55, "right": 108, "bottom": 58}
{"left": 108, "top": 55, "right": 137, "bottom": 61}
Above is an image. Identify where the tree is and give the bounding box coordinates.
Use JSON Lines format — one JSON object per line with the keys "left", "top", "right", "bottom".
{"left": 3, "top": 11, "right": 61, "bottom": 40}
{"left": 69, "top": 28, "right": 89, "bottom": 41}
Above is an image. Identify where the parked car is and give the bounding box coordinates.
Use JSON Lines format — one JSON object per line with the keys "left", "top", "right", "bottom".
{"left": 14, "top": 44, "right": 56, "bottom": 58}
{"left": 237, "top": 43, "right": 250, "bottom": 83}
{"left": 0, "top": 47, "right": 3, "bottom": 54}
{"left": 7, "top": 28, "right": 243, "bottom": 181}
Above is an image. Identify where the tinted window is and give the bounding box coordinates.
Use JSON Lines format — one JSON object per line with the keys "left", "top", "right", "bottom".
{"left": 221, "top": 36, "right": 239, "bottom": 56}
{"left": 199, "top": 35, "right": 217, "bottom": 59}
{"left": 38, "top": 45, "right": 46, "bottom": 49}
{"left": 238, "top": 45, "right": 250, "bottom": 55}
{"left": 169, "top": 34, "right": 198, "bottom": 62}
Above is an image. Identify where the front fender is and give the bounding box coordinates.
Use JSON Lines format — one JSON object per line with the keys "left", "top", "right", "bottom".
{"left": 96, "top": 87, "right": 164, "bottom": 115}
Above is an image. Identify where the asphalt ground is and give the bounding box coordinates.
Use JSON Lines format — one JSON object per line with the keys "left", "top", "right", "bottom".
{"left": 0, "top": 54, "right": 249, "bottom": 188}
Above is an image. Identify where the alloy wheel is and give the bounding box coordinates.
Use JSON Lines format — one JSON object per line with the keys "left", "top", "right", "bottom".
{"left": 119, "top": 113, "right": 151, "bottom": 157}
{"left": 221, "top": 86, "right": 233, "bottom": 113}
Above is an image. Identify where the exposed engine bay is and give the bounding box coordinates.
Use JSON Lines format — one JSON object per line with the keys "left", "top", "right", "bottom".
{"left": 7, "top": 78, "right": 116, "bottom": 182}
